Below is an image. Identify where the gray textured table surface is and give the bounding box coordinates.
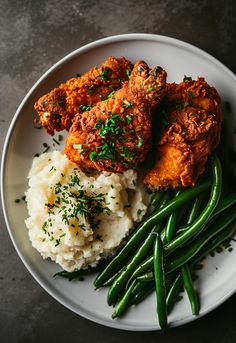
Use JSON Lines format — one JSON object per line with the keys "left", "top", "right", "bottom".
{"left": 1, "top": 1, "right": 236, "bottom": 342}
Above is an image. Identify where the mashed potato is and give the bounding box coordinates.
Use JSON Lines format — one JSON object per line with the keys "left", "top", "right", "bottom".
{"left": 25, "top": 151, "right": 149, "bottom": 271}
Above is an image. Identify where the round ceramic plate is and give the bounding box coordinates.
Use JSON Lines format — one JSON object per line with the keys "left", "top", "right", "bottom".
{"left": 1, "top": 34, "right": 236, "bottom": 331}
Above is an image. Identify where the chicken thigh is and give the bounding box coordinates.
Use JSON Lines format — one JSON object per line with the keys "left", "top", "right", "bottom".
{"left": 34, "top": 56, "right": 133, "bottom": 135}
{"left": 64, "top": 60, "right": 167, "bottom": 173}
{"left": 144, "top": 77, "right": 221, "bottom": 190}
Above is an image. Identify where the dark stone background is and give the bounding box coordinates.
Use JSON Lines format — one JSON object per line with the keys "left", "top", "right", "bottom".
{"left": 0, "top": 1, "right": 236, "bottom": 342}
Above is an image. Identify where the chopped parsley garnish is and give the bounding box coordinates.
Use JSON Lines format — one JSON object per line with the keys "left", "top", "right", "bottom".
{"left": 42, "top": 143, "right": 50, "bottom": 153}
{"left": 89, "top": 151, "right": 98, "bottom": 160}
{"left": 183, "top": 75, "right": 192, "bottom": 82}
{"left": 175, "top": 100, "right": 192, "bottom": 110}
{"left": 56, "top": 176, "right": 110, "bottom": 228}
{"left": 183, "top": 100, "right": 192, "bottom": 107}
{"left": 119, "top": 146, "right": 136, "bottom": 159}
{"left": 89, "top": 141, "right": 117, "bottom": 161}
{"left": 187, "top": 91, "right": 194, "bottom": 97}
{"left": 98, "top": 67, "right": 110, "bottom": 81}
{"left": 76, "top": 73, "right": 81, "bottom": 77}
{"left": 122, "top": 99, "right": 133, "bottom": 108}
{"left": 58, "top": 97, "right": 65, "bottom": 107}
{"left": 55, "top": 239, "right": 60, "bottom": 247}
{"left": 125, "top": 114, "right": 133, "bottom": 124}
{"left": 73, "top": 143, "right": 83, "bottom": 150}
{"left": 126, "top": 69, "right": 131, "bottom": 79}
{"left": 102, "top": 90, "right": 115, "bottom": 101}
{"left": 42, "top": 221, "right": 47, "bottom": 233}
{"left": 53, "top": 138, "right": 60, "bottom": 145}
{"left": 42, "top": 172, "right": 111, "bottom": 243}
{"left": 50, "top": 166, "right": 56, "bottom": 172}
{"left": 93, "top": 114, "right": 125, "bottom": 139}
{"left": 89, "top": 113, "right": 136, "bottom": 163}
{"left": 147, "top": 87, "right": 154, "bottom": 92}
{"left": 136, "top": 136, "right": 143, "bottom": 147}
{"left": 88, "top": 85, "right": 95, "bottom": 94}
{"left": 81, "top": 109, "right": 139, "bottom": 166}
{"left": 79, "top": 101, "right": 92, "bottom": 112}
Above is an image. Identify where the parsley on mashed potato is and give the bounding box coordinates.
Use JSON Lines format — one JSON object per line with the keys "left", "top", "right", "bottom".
{"left": 25, "top": 151, "right": 149, "bottom": 271}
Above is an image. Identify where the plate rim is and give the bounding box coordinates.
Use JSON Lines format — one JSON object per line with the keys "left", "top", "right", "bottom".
{"left": 1, "top": 33, "right": 236, "bottom": 331}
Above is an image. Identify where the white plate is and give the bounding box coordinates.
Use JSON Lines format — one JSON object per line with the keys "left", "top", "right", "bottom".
{"left": 1, "top": 34, "right": 236, "bottom": 331}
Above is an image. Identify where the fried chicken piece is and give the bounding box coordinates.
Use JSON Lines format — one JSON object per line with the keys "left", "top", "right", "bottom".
{"left": 144, "top": 77, "right": 221, "bottom": 190}
{"left": 64, "top": 61, "right": 167, "bottom": 173}
{"left": 34, "top": 56, "right": 133, "bottom": 135}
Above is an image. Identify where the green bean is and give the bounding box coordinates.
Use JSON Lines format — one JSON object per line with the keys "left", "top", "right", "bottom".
{"left": 112, "top": 279, "right": 137, "bottom": 319}
{"left": 54, "top": 270, "right": 85, "bottom": 281}
{"left": 131, "top": 279, "right": 148, "bottom": 294}
{"left": 94, "top": 178, "right": 211, "bottom": 288}
{"left": 130, "top": 222, "right": 235, "bottom": 315}
{"left": 165, "top": 154, "right": 222, "bottom": 255}
{"left": 131, "top": 282, "right": 155, "bottom": 305}
{"left": 107, "top": 225, "right": 161, "bottom": 305}
{"left": 166, "top": 197, "right": 202, "bottom": 312}
{"left": 102, "top": 266, "right": 125, "bottom": 287}
{"left": 162, "top": 193, "right": 205, "bottom": 242}
{"left": 180, "top": 194, "right": 203, "bottom": 314}
{"left": 132, "top": 195, "right": 203, "bottom": 312}
{"left": 150, "top": 191, "right": 165, "bottom": 208}
{"left": 166, "top": 210, "right": 236, "bottom": 274}
{"left": 165, "top": 189, "right": 182, "bottom": 243}
{"left": 136, "top": 272, "right": 154, "bottom": 283}
{"left": 178, "top": 192, "right": 236, "bottom": 235}
{"left": 153, "top": 233, "right": 167, "bottom": 331}
{"left": 128, "top": 256, "right": 154, "bottom": 283}
{"left": 186, "top": 194, "right": 205, "bottom": 225}
{"left": 112, "top": 277, "right": 154, "bottom": 318}
{"left": 212, "top": 192, "right": 236, "bottom": 218}
{"left": 194, "top": 222, "right": 236, "bottom": 262}
{"left": 130, "top": 270, "right": 173, "bottom": 292}
{"left": 129, "top": 206, "right": 236, "bottom": 283}
{"left": 166, "top": 272, "right": 182, "bottom": 314}
{"left": 167, "top": 224, "right": 235, "bottom": 314}
{"left": 107, "top": 193, "right": 172, "bottom": 304}
{"left": 161, "top": 193, "right": 205, "bottom": 241}
{"left": 182, "top": 264, "right": 199, "bottom": 315}
{"left": 129, "top": 222, "right": 235, "bottom": 312}
{"left": 54, "top": 261, "right": 107, "bottom": 280}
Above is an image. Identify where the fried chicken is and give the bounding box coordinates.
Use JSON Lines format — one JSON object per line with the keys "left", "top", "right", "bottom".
{"left": 34, "top": 56, "right": 133, "bottom": 135}
{"left": 64, "top": 61, "right": 167, "bottom": 173}
{"left": 144, "top": 77, "right": 221, "bottom": 190}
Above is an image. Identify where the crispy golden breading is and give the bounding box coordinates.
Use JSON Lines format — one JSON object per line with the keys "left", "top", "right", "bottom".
{"left": 34, "top": 56, "right": 133, "bottom": 135}
{"left": 64, "top": 61, "right": 167, "bottom": 173}
{"left": 144, "top": 77, "right": 221, "bottom": 190}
